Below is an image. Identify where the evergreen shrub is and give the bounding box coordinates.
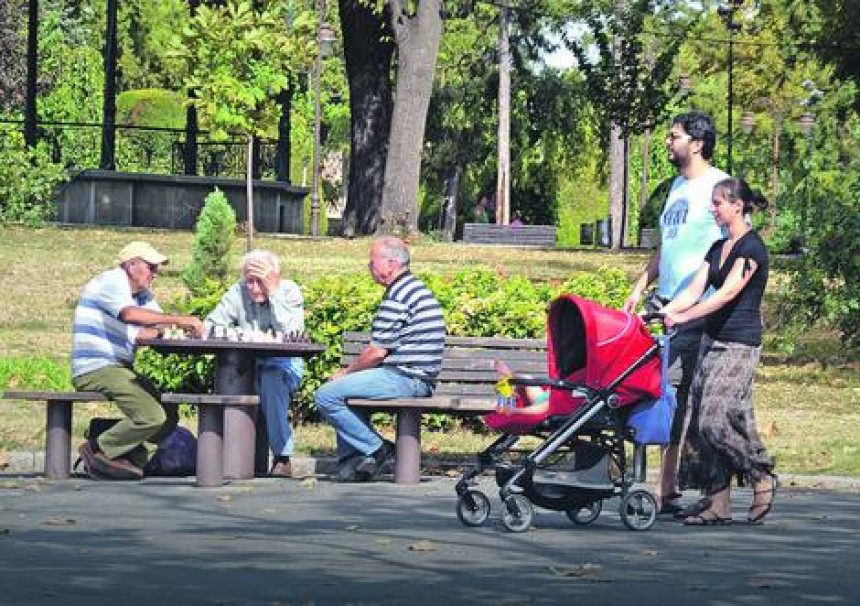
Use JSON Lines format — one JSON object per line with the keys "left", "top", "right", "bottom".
{"left": 182, "top": 188, "right": 237, "bottom": 296}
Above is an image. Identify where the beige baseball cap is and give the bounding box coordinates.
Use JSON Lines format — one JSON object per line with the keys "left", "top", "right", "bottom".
{"left": 117, "top": 241, "right": 169, "bottom": 265}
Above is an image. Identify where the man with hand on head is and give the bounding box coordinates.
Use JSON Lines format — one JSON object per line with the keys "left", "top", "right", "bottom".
{"left": 73, "top": 241, "right": 205, "bottom": 480}
{"left": 205, "top": 250, "right": 304, "bottom": 477}
{"left": 315, "top": 236, "right": 446, "bottom": 482}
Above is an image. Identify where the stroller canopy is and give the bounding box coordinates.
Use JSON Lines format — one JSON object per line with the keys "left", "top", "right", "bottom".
{"left": 547, "top": 295, "right": 661, "bottom": 408}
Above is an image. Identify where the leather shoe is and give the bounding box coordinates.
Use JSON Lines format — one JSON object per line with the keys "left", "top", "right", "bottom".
{"left": 78, "top": 442, "right": 144, "bottom": 481}
{"left": 355, "top": 440, "right": 395, "bottom": 481}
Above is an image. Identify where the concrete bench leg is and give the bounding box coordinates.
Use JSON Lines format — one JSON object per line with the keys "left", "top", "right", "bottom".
{"left": 196, "top": 404, "right": 224, "bottom": 487}
{"left": 394, "top": 409, "right": 421, "bottom": 484}
{"left": 45, "top": 401, "right": 72, "bottom": 480}
{"left": 223, "top": 405, "right": 256, "bottom": 480}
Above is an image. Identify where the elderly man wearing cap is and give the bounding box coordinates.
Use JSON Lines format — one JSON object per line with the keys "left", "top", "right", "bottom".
{"left": 72, "top": 241, "right": 204, "bottom": 480}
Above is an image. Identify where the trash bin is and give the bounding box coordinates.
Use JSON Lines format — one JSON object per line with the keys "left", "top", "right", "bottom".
{"left": 595, "top": 218, "right": 612, "bottom": 247}
{"left": 639, "top": 228, "right": 657, "bottom": 249}
{"left": 579, "top": 223, "right": 594, "bottom": 246}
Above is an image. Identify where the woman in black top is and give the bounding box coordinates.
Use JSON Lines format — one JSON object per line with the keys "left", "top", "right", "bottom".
{"left": 661, "top": 177, "right": 776, "bottom": 526}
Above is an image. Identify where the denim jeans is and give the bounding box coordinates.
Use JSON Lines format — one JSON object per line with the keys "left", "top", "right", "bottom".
{"left": 314, "top": 367, "right": 432, "bottom": 458}
{"left": 257, "top": 357, "right": 303, "bottom": 457}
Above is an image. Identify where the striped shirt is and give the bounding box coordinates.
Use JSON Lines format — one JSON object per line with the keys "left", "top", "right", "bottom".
{"left": 372, "top": 271, "right": 446, "bottom": 382}
{"left": 71, "top": 267, "right": 161, "bottom": 378}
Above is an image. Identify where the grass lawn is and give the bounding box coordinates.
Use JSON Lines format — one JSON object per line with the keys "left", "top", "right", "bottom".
{"left": 1, "top": 225, "right": 857, "bottom": 476}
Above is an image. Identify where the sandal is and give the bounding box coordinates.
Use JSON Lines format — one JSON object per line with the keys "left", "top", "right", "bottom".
{"left": 682, "top": 510, "right": 733, "bottom": 526}
{"left": 748, "top": 474, "right": 777, "bottom": 525}
{"left": 673, "top": 496, "right": 712, "bottom": 520}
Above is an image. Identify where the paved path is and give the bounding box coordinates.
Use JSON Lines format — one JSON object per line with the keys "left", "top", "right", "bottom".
{"left": 1, "top": 474, "right": 858, "bottom": 605}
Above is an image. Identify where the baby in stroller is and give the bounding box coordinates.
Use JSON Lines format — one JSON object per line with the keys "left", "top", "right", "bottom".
{"left": 456, "top": 294, "right": 669, "bottom": 532}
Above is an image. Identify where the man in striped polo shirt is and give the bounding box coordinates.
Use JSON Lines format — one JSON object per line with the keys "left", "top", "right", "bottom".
{"left": 315, "top": 236, "right": 446, "bottom": 482}
{"left": 72, "top": 241, "right": 204, "bottom": 480}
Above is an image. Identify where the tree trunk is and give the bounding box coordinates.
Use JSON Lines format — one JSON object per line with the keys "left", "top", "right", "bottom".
{"left": 608, "top": 124, "right": 626, "bottom": 250}
{"left": 496, "top": 5, "right": 511, "bottom": 226}
{"left": 378, "top": 0, "right": 444, "bottom": 236}
{"left": 246, "top": 134, "right": 255, "bottom": 251}
{"left": 338, "top": 0, "right": 394, "bottom": 236}
{"left": 441, "top": 163, "right": 460, "bottom": 242}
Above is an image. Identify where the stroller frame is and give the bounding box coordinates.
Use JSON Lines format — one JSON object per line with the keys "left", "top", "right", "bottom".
{"left": 456, "top": 336, "right": 661, "bottom": 532}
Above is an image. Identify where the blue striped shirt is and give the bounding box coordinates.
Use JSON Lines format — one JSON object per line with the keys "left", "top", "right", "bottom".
{"left": 372, "top": 272, "right": 446, "bottom": 382}
{"left": 71, "top": 268, "right": 161, "bottom": 378}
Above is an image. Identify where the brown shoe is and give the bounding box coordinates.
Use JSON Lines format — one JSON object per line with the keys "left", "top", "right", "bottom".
{"left": 79, "top": 441, "right": 143, "bottom": 480}
{"left": 269, "top": 458, "right": 292, "bottom": 478}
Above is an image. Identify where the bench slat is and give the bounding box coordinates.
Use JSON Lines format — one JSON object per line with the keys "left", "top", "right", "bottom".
{"left": 1, "top": 390, "right": 108, "bottom": 402}
{"left": 162, "top": 394, "right": 260, "bottom": 406}
{"left": 347, "top": 396, "right": 495, "bottom": 412}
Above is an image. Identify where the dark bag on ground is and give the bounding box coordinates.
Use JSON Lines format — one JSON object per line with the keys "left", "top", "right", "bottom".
{"left": 82, "top": 417, "right": 197, "bottom": 477}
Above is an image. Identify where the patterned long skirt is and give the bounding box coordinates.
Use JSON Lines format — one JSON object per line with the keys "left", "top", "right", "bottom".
{"left": 678, "top": 336, "right": 774, "bottom": 493}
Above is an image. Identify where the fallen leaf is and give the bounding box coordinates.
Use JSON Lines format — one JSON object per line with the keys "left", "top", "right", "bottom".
{"left": 301, "top": 477, "right": 317, "bottom": 489}
{"left": 44, "top": 517, "right": 76, "bottom": 526}
{"left": 644, "top": 550, "right": 658, "bottom": 557}
{"left": 548, "top": 563, "right": 603, "bottom": 578}
{"left": 409, "top": 540, "right": 438, "bottom": 552}
{"left": 426, "top": 443, "right": 440, "bottom": 454}
{"left": 764, "top": 420, "right": 779, "bottom": 438}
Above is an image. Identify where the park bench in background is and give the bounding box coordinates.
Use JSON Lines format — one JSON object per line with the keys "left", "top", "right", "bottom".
{"left": 1, "top": 390, "right": 258, "bottom": 486}
{"left": 341, "top": 332, "right": 548, "bottom": 484}
{"left": 463, "top": 223, "right": 557, "bottom": 247}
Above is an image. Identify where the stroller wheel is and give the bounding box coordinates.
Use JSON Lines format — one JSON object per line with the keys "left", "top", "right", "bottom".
{"left": 566, "top": 500, "right": 602, "bottom": 526}
{"left": 501, "top": 494, "right": 534, "bottom": 533}
{"left": 619, "top": 489, "right": 658, "bottom": 531}
{"left": 456, "top": 490, "right": 491, "bottom": 527}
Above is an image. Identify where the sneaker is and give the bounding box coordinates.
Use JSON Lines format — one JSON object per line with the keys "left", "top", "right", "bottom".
{"left": 355, "top": 440, "right": 395, "bottom": 481}
{"left": 269, "top": 457, "right": 292, "bottom": 478}
{"left": 78, "top": 441, "right": 144, "bottom": 481}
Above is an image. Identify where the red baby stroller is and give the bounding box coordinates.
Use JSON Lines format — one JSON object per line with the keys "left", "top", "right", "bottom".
{"left": 455, "top": 294, "right": 672, "bottom": 532}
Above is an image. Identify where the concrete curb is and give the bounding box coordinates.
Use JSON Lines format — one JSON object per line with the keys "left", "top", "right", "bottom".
{"left": 2, "top": 449, "right": 860, "bottom": 491}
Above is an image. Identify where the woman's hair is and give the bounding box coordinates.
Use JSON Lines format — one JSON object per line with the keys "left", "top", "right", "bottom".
{"left": 714, "top": 177, "right": 769, "bottom": 214}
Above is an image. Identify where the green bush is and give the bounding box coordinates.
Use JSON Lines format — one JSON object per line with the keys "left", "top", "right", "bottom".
{"left": 0, "top": 129, "right": 68, "bottom": 226}
{"left": 181, "top": 188, "right": 237, "bottom": 295}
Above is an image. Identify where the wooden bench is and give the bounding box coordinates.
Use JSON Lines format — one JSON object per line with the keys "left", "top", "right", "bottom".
{"left": 0, "top": 390, "right": 258, "bottom": 487}
{"left": 341, "top": 332, "right": 548, "bottom": 484}
{"left": 463, "top": 223, "right": 557, "bottom": 247}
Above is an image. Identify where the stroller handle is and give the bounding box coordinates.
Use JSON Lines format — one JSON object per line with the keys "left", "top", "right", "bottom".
{"left": 639, "top": 311, "right": 678, "bottom": 340}
{"left": 509, "top": 376, "right": 595, "bottom": 397}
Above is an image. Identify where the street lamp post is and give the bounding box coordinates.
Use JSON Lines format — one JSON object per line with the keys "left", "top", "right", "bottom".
{"left": 798, "top": 111, "right": 815, "bottom": 246}
{"left": 718, "top": 1, "right": 743, "bottom": 175}
{"left": 310, "top": 0, "right": 335, "bottom": 237}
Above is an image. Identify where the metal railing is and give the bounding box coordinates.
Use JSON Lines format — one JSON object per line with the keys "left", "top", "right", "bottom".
{"left": 1, "top": 119, "right": 280, "bottom": 179}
